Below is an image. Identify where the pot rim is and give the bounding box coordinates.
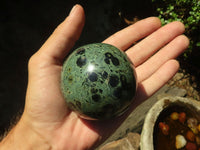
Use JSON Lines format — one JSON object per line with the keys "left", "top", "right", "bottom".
{"left": 140, "top": 96, "right": 200, "bottom": 150}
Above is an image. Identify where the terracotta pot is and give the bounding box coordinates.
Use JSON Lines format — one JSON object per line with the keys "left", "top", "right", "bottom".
{"left": 140, "top": 96, "right": 200, "bottom": 150}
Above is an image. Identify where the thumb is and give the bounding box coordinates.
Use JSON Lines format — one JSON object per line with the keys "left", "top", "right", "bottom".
{"left": 34, "top": 4, "right": 85, "bottom": 65}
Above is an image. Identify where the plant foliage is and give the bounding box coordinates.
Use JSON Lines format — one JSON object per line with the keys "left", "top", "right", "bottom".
{"left": 152, "top": 0, "right": 200, "bottom": 59}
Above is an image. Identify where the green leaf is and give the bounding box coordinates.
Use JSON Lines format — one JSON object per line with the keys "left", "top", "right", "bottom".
{"left": 196, "top": 42, "right": 200, "bottom": 47}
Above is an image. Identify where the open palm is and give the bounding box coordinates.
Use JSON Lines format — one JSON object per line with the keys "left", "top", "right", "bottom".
{"left": 20, "top": 5, "right": 189, "bottom": 150}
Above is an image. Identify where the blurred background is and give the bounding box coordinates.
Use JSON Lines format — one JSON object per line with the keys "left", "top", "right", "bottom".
{"left": 0, "top": 0, "right": 199, "bottom": 136}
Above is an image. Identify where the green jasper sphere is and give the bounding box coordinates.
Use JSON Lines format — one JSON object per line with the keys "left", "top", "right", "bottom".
{"left": 61, "top": 43, "right": 137, "bottom": 120}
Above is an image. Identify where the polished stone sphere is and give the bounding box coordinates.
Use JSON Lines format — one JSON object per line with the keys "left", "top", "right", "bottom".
{"left": 61, "top": 43, "right": 137, "bottom": 120}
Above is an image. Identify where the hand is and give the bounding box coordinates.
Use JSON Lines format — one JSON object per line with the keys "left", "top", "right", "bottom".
{"left": 0, "top": 4, "right": 189, "bottom": 150}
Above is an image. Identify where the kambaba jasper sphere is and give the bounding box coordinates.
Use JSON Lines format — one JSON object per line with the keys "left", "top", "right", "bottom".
{"left": 61, "top": 43, "right": 137, "bottom": 120}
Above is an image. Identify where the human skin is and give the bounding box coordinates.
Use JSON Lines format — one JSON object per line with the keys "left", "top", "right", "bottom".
{"left": 0, "top": 4, "right": 189, "bottom": 150}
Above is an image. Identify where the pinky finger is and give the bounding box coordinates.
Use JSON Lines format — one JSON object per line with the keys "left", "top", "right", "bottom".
{"left": 133, "top": 59, "right": 179, "bottom": 107}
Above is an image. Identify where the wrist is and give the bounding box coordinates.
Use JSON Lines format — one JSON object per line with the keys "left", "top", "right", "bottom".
{"left": 0, "top": 118, "right": 51, "bottom": 150}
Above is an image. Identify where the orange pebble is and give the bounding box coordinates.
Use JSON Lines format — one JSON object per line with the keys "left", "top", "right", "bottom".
{"left": 159, "top": 122, "right": 169, "bottom": 135}
{"left": 186, "top": 142, "right": 197, "bottom": 150}
{"left": 186, "top": 131, "right": 195, "bottom": 142}
{"left": 170, "top": 112, "right": 179, "bottom": 120}
{"left": 179, "top": 112, "right": 186, "bottom": 123}
{"left": 191, "top": 127, "right": 199, "bottom": 135}
{"left": 196, "top": 136, "right": 200, "bottom": 145}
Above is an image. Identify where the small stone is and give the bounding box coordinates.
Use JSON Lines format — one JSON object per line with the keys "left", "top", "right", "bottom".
{"left": 186, "top": 130, "right": 195, "bottom": 142}
{"left": 191, "top": 127, "right": 199, "bottom": 135}
{"left": 179, "top": 112, "right": 186, "bottom": 124}
{"left": 168, "top": 80, "right": 175, "bottom": 86}
{"left": 99, "top": 138, "right": 133, "bottom": 150}
{"left": 99, "top": 132, "right": 140, "bottom": 150}
{"left": 170, "top": 112, "right": 179, "bottom": 120}
{"left": 176, "top": 135, "right": 187, "bottom": 149}
{"left": 159, "top": 122, "right": 169, "bottom": 135}
{"left": 166, "top": 87, "right": 187, "bottom": 97}
{"left": 188, "top": 118, "right": 198, "bottom": 128}
{"left": 157, "top": 93, "right": 170, "bottom": 100}
{"left": 173, "top": 73, "right": 184, "bottom": 81}
{"left": 188, "top": 118, "right": 199, "bottom": 134}
{"left": 186, "top": 142, "right": 197, "bottom": 150}
{"left": 189, "top": 87, "right": 194, "bottom": 92}
{"left": 196, "top": 136, "right": 200, "bottom": 145}
{"left": 126, "top": 132, "right": 140, "bottom": 149}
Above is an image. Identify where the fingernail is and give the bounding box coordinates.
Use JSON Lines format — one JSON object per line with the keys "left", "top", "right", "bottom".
{"left": 69, "top": 4, "right": 78, "bottom": 16}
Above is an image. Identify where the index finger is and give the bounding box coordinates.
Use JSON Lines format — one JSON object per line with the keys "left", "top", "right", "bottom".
{"left": 103, "top": 17, "right": 161, "bottom": 51}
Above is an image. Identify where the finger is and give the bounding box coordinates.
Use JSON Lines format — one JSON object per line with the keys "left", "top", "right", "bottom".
{"left": 126, "top": 21, "right": 185, "bottom": 66}
{"left": 103, "top": 17, "right": 161, "bottom": 50}
{"left": 136, "top": 35, "right": 189, "bottom": 82}
{"left": 135, "top": 59, "right": 179, "bottom": 103}
{"left": 37, "top": 5, "right": 85, "bottom": 64}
